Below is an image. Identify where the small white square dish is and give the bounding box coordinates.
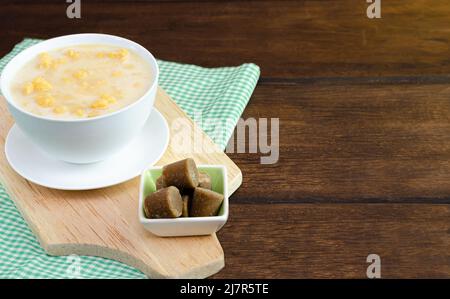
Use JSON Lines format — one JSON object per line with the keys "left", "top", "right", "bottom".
{"left": 138, "top": 164, "right": 228, "bottom": 237}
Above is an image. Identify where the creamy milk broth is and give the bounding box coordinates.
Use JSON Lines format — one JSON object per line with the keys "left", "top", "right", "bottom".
{"left": 10, "top": 44, "right": 153, "bottom": 119}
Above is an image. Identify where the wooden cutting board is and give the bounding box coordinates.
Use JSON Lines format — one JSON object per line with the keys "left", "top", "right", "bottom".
{"left": 0, "top": 87, "right": 242, "bottom": 278}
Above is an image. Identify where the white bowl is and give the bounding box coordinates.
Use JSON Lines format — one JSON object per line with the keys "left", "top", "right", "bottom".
{"left": 0, "top": 34, "right": 159, "bottom": 164}
{"left": 139, "top": 165, "right": 229, "bottom": 237}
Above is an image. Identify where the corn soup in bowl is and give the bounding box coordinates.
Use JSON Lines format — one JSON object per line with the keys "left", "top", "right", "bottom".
{"left": 0, "top": 34, "right": 159, "bottom": 164}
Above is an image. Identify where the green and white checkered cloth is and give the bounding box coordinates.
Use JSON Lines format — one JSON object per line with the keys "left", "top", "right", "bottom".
{"left": 0, "top": 38, "right": 259, "bottom": 278}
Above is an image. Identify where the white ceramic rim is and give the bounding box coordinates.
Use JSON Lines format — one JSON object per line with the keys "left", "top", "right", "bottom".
{"left": 4, "top": 108, "right": 170, "bottom": 190}
{"left": 0, "top": 33, "right": 159, "bottom": 123}
{"left": 138, "top": 164, "right": 229, "bottom": 223}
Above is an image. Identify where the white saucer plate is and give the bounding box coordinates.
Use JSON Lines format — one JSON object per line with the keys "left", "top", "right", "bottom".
{"left": 5, "top": 108, "right": 169, "bottom": 190}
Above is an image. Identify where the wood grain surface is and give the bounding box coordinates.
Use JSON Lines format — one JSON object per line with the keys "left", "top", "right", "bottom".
{"left": 215, "top": 203, "right": 450, "bottom": 278}
{"left": 3, "top": 0, "right": 450, "bottom": 78}
{"left": 1, "top": 0, "right": 450, "bottom": 278}
{"left": 230, "top": 83, "right": 450, "bottom": 203}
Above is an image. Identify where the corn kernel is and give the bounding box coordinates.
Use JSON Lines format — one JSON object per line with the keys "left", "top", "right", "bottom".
{"left": 91, "top": 99, "right": 109, "bottom": 109}
{"left": 35, "top": 94, "right": 54, "bottom": 107}
{"left": 111, "top": 71, "right": 122, "bottom": 77}
{"left": 100, "top": 94, "right": 117, "bottom": 104}
{"left": 66, "top": 49, "right": 80, "bottom": 59}
{"left": 51, "top": 58, "right": 67, "bottom": 69}
{"left": 73, "top": 108, "right": 86, "bottom": 117}
{"left": 38, "top": 53, "right": 53, "bottom": 69}
{"left": 107, "top": 49, "right": 129, "bottom": 61}
{"left": 73, "top": 69, "right": 88, "bottom": 80}
{"left": 23, "top": 82, "right": 34, "bottom": 95}
{"left": 53, "top": 106, "right": 67, "bottom": 114}
{"left": 32, "top": 77, "right": 52, "bottom": 92}
{"left": 118, "top": 49, "right": 129, "bottom": 57}
{"left": 88, "top": 111, "right": 100, "bottom": 118}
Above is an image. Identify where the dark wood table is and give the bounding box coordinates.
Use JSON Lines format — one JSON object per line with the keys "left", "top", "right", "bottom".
{"left": 2, "top": 0, "right": 450, "bottom": 278}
